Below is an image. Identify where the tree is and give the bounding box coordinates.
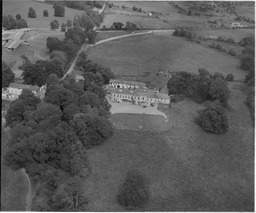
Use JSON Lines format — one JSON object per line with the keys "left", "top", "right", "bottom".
{"left": 62, "top": 39, "right": 79, "bottom": 60}
{"left": 61, "top": 23, "right": 67, "bottom": 32}
{"left": 44, "top": 85, "right": 79, "bottom": 110}
{"left": 3, "top": 15, "right": 17, "bottom": 30}
{"left": 46, "top": 37, "right": 63, "bottom": 53}
{"left": 43, "top": 10, "right": 49, "bottom": 17}
{"left": 28, "top": 7, "right": 37, "bottom": 18}
{"left": 66, "top": 20, "right": 72, "bottom": 27}
{"left": 113, "top": 22, "right": 124, "bottom": 30}
{"left": 226, "top": 73, "right": 234, "bottom": 81}
{"left": 85, "top": 30, "right": 97, "bottom": 44}
{"left": 188, "top": 10, "right": 192, "bottom": 15}
{"left": 54, "top": 3, "right": 65, "bottom": 17}
{"left": 49, "top": 50, "right": 68, "bottom": 66}
{"left": 125, "top": 22, "right": 137, "bottom": 31}
{"left": 16, "top": 19, "right": 28, "bottom": 28}
{"left": 16, "top": 14, "right": 22, "bottom": 21}
{"left": 78, "top": 13, "right": 95, "bottom": 30}
{"left": 197, "top": 102, "right": 229, "bottom": 134}
{"left": 50, "top": 20, "right": 59, "bottom": 30}
{"left": 209, "top": 78, "right": 230, "bottom": 106}
{"left": 117, "top": 170, "right": 149, "bottom": 210}
{"left": 2, "top": 61, "right": 15, "bottom": 87}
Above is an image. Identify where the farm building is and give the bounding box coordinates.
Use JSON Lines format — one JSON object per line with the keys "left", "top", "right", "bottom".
{"left": 109, "top": 79, "right": 146, "bottom": 89}
{"left": 2, "top": 83, "right": 46, "bottom": 100}
{"left": 231, "top": 22, "right": 241, "bottom": 28}
{"left": 7, "top": 40, "right": 23, "bottom": 51}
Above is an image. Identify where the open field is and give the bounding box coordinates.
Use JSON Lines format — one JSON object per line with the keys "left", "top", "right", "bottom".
{"left": 3, "top": 0, "right": 85, "bottom": 29}
{"left": 88, "top": 34, "right": 246, "bottom": 85}
{"left": 83, "top": 81, "right": 254, "bottom": 211}
{"left": 1, "top": 128, "right": 28, "bottom": 211}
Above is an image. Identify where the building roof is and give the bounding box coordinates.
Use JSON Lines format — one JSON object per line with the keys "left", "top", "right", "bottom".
{"left": 8, "top": 40, "right": 23, "bottom": 49}
{"left": 76, "top": 75, "right": 84, "bottom": 81}
{"left": 110, "top": 79, "right": 146, "bottom": 87}
{"left": 9, "top": 83, "right": 40, "bottom": 92}
{"left": 111, "top": 88, "right": 169, "bottom": 99}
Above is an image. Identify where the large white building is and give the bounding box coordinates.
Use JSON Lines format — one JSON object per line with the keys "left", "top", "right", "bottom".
{"left": 108, "top": 79, "right": 170, "bottom": 106}
{"left": 2, "top": 83, "right": 46, "bottom": 101}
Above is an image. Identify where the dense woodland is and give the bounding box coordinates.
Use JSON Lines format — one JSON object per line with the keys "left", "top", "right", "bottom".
{"left": 4, "top": 58, "right": 114, "bottom": 210}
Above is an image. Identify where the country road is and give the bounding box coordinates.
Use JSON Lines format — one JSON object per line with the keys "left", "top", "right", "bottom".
{"left": 62, "top": 29, "right": 174, "bottom": 79}
{"left": 21, "top": 168, "right": 32, "bottom": 211}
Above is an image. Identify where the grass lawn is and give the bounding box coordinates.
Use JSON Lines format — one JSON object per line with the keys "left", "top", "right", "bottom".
{"left": 1, "top": 128, "right": 28, "bottom": 211}
{"left": 110, "top": 113, "right": 169, "bottom": 132}
{"left": 88, "top": 34, "right": 246, "bottom": 84}
{"left": 83, "top": 82, "right": 254, "bottom": 211}
{"left": 3, "top": 0, "right": 85, "bottom": 29}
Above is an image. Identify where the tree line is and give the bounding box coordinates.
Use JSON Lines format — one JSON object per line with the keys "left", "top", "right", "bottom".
{"left": 3, "top": 14, "right": 28, "bottom": 30}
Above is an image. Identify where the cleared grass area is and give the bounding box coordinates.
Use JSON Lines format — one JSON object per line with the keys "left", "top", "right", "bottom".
{"left": 3, "top": 0, "right": 85, "bottom": 29}
{"left": 1, "top": 128, "right": 28, "bottom": 211}
{"left": 88, "top": 34, "right": 246, "bottom": 83}
{"left": 83, "top": 83, "right": 254, "bottom": 211}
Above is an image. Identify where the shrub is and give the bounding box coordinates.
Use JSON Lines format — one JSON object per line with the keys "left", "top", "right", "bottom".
{"left": 117, "top": 170, "right": 149, "bottom": 210}
{"left": 170, "top": 94, "right": 185, "bottom": 103}
{"left": 53, "top": 3, "right": 65, "bottom": 17}
{"left": 43, "top": 10, "right": 48, "bottom": 17}
{"left": 61, "top": 23, "right": 66, "bottom": 32}
{"left": 245, "top": 89, "right": 255, "bottom": 121}
{"left": 228, "top": 49, "right": 237, "bottom": 56}
{"left": 50, "top": 20, "right": 59, "bottom": 30}
{"left": 28, "top": 7, "right": 36, "bottom": 18}
{"left": 226, "top": 73, "right": 234, "bottom": 81}
{"left": 197, "top": 102, "right": 229, "bottom": 134}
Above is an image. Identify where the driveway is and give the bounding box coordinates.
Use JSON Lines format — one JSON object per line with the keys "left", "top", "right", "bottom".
{"left": 108, "top": 96, "right": 167, "bottom": 119}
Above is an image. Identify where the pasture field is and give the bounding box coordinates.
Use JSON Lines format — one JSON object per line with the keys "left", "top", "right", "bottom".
{"left": 110, "top": 1, "right": 177, "bottom": 14}
{"left": 3, "top": 0, "right": 85, "bottom": 29}
{"left": 1, "top": 128, "right": 28, "bottom": 211}
{"left": 88, "top": 34, "right": 246, "bottom": 85}
{"left": 100, "top": 13, "right": 171, "bottom": 29}
{"left": 195, "top": 29, "right": 255, "bottom": 42}
{"left": 82, "top": 82, "right": 254, "bottom": 211}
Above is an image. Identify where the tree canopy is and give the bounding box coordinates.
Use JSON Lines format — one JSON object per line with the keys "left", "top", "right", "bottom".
{"left": 2, "top": 61, "right": 15, "bottom": 87}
